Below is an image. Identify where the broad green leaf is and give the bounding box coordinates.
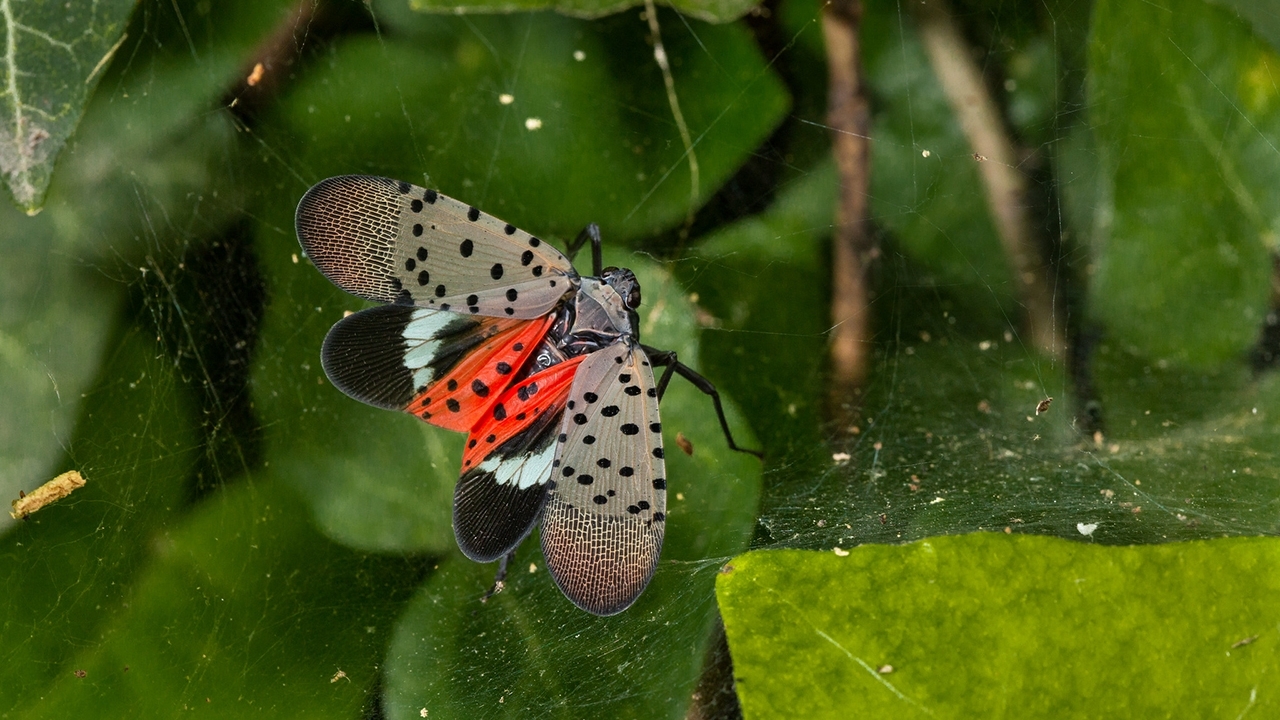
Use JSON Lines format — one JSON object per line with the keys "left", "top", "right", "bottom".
{"left": 382, "top": 248, "right": 761, "bottom": 719}
{"left": 1208, "top": 0, "right": 1280, "bottom": 55}
{"left": 17, "top": 478, "right": 421, "bottom": 719}
{"left": 0, "top": 321, "right": 198, "bottom": 714}
{"left": 266, "top": 9, "right": 789, "bottom": 242}
{"left": 1088, "top": 0, "right": 1280, "bottom": 366}
{"left": 0, "top": 0, "right": 135, "bottom": 213}
{"left": 718, "top": 535, "right": 1280, "bottom": 718}
{"left": 406, "top": 0, "right": 756, "bottom": 25}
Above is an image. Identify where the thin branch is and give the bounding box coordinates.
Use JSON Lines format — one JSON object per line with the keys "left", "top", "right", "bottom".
{"left": 221, "top": 0, "right": 367, "bottom": 126}
{"left": 912, "top": 0, "right": 1064, "bottom": 360}
{"left": 824, "top": 0, "right": 874, "bottom": 408}
{"left": 643, "top": 0, "right": 700, "bottom": 227}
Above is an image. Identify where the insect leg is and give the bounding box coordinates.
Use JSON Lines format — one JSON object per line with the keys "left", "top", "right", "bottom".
{"left": 481, "top": 549, "right": 518, "bottom": 603}
{"left": 564, "top": 223, "right": 604, "bottom": 276}
{"left": 642, "top": 345, "right": 764, "bottom": 459}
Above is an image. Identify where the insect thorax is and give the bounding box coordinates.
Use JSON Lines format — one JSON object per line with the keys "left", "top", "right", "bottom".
{"left": 523, "top": 274, "right": 640, "bottom": 377}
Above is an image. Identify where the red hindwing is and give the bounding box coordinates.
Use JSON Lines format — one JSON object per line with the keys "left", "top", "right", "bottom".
{"left": 461, "top": 356, "right": 585, "bottom": 472}
{"left": 408, "top": 315, "right": 554, "bottom": 433}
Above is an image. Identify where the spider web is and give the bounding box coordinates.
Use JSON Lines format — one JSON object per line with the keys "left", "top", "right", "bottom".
{"left": 2, "top": 0, "right": 1278, "bottom": 717}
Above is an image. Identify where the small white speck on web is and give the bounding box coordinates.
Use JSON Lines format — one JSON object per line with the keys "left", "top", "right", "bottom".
{"left": 833, "top": 547, "right": 849, "bottom": 557}
{"left": 1077, "top": 522, "right": 1098, "bottom": 536}
{"left": 930, "top": 496, "right": 945, "bottom": 504}
{"left": 498, "top": 93, "right": 514, "bottom": 105}
{"left": 832, "top": 452, "right": 851, "bottom": 464}
{"left": 291, "top": 253, "right": 298, "bottom": 264}
{"left": 921, "top": 149, "right": 931, "bottom": 157}
{"left": 420, "top": 709, "right": 429, "bottom": 718}
{"left": 528, "top": 562, "right": 538, "bottom": 574}
{"left": 524, "top": 117, "right": 543, "bottom": 130}
{"left": 573, "top": 50, "right": 586, "bottom": 61}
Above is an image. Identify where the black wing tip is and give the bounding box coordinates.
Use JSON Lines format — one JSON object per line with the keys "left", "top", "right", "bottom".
{"left": 453, "top": 471, "right": 549, "bottom": 563}
{"left": 320, "top": 305, "right": 417, "bottom": 411}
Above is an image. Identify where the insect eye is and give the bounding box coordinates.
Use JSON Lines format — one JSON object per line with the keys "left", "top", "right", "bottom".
{"left": 627, "top": 288, "right": 642, "bottom": 309}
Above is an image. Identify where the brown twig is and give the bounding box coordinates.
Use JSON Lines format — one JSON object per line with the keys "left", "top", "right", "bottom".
{"left": 221, "top": 0, "right": 368, "bottom": 125}
{"left": 824, "top": 0, "right": 875, "bottom": 411}
{"left": 911, "top": 0, "right": 1064, "bottom": 360}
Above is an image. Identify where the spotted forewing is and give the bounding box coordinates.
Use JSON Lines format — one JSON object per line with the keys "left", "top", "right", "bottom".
{"left": 541, "top": 342, "right": 666, "bottom": 616}
{"left": 296, "top": 175, "right": 577, "bottom": 319}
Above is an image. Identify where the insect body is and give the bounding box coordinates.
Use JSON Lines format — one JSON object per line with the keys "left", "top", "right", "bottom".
{"left": 297, "top": 175, "right": 757, "bottom": 615}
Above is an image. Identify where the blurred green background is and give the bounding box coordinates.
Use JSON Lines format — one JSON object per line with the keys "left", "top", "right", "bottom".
{"left": 2, "top": 0, "right": 1278, "bottom": 717}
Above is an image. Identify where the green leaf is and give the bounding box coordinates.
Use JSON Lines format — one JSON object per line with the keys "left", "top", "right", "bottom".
{"left": 1207, "top": 0, "right": 1280, "bottom": 55}
{"left": 16, "top": 478, "right": 421, "bottom": 718}
{"left": 0, "top": 321, "right": 199, "bottom": 714}
{"left": 266, "top": 9, "right": 789, "bottom": 242}
{"left": 405, "top": 0, "right": 757, "bottom": 25}
{"left": 0, "top": 0, "right": 135, "bottom": 213}
{"left": 718, "top": 535, "right": 1280, "bottom": 719}
{"left": 382, "top": 248, "right": 762, "bottom": 719}
{"left": 1088, "top": 0, "right": 1280, "bottom": 366}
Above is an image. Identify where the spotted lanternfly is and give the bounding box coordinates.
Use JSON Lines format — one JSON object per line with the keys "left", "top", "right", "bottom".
{"left": 296, "top": 176, "right": 759, "bottom": 616}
